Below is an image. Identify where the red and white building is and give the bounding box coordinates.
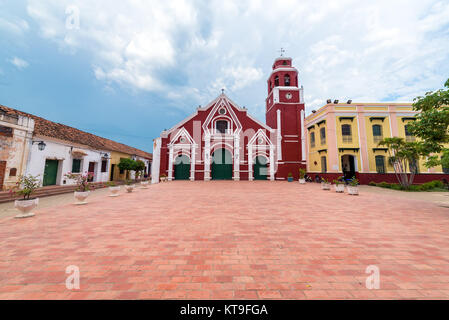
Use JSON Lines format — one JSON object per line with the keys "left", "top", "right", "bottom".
{"left": 151, "top": 57, "right": 306, "bottom": 182}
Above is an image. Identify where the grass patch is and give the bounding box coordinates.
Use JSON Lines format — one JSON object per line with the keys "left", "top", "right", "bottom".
{"left": 368, "top": 180, "right": 449, "bottom": 192}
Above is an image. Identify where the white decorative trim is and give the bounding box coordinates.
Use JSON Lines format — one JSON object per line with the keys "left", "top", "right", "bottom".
{"left": 277, "top": 109, "right": 282, "bottom": 161}
{"left": 301, "top": 109, "right": 306, "bottom": 161}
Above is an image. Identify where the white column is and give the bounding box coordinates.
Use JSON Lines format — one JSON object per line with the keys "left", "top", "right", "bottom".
{"left": 190, "top": 145, "right": 196, "bottom": 181}
{"left": 248, "top": 147, "right": 254, "bottom": 181}
{"left": 168, "top": 146, "right": 174, "bottom": 181}
{"left": 301, "top": 109, "right": 306, "bottom": 161}
{"left": 204, "top": 134, "right": 211, "bottom": 181}
{"left": 151, "top": 138, "right": 161, "bottom": 184}
{"left": 269, "top": 146, "right": 275, "bottom": 181}
{"left": 233, "top": 136, "right": 240, "bottom": 181}
{"left": 277, "top": 109, "right": 282, "bottom": 161}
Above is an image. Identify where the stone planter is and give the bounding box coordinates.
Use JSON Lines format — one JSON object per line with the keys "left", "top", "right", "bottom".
{"left": 287, "top": 177, "right": 293, "bottom": 182}
{"left": 321, "top": 182, "right": 331, "bottom": 190}
{"left": 347, "top": 186, "right": 359, "bottom": 195}
{"left": 299, "top": 178, "right": 306, "bottom": 184}
{"left": 141, "top": 181, "right": 149, "bottom": 188}
{"left": 334, "top": 184, "right": 345, "bottom": 193}
{"left": 14, "top": 198, "right": 39, "bottom": 218}
{"left": 125, "top": 185, "right": 135, "bottom": 193}
{"left": 108, "top": 186, "right": 121, "bottom": 197}
{"left": 74, "top": 191, "right": 90, "bottom": 205}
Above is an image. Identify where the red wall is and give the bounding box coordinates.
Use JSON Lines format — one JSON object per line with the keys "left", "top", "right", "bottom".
{"left": 308, "top": 172, "right": 449, "bottom": 185}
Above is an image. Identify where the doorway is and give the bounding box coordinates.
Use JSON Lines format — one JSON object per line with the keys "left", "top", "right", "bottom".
{"left": 174, "top": 155, "right": 190, "bottom": 180}
{"left": 253, "top": 156, "right": 268, "bottom": 180}
{"left": 43, "top": 159, "right": 59, "bottom": 186}
{"left": 341, "top": 154, "right": 356, "bottom": 180}
{"left": 211, "top": 148, "right": 232, "bottom": 180}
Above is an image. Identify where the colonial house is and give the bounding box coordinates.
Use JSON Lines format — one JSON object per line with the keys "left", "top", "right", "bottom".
{"left": 0, "top": 107, "right": 35, "bottom": 190}
{"left": 305, "top": 102, "right": 449, "bottom": 184}
{"left": 151, "top": 56, "right": 306, "bottom": 183}
{"left": 0, "top": 105, "right": 152, "bottom": 189}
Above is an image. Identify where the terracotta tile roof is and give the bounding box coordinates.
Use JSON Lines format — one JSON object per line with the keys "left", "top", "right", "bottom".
{"left": 0, "top": 104, "right": 152, "bottom": 160}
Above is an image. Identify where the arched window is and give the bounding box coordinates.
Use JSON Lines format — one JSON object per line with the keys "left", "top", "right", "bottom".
{"left": 375, "top": 155, "right": 385, "bottom": 173}
{"left": 372, "top": 125, "right": 383, "bottom": 143}
{"left": 321, "top": 156, "right": 327, "bottom": 173}
{"left": 274, "top": 76, "right": 279, "bottom": 87}
{"left": 341, "top": 124, "right": 352, "bottom": 143}
{"left": 310, "top": 132, "right": 315, "bottom": 148}
{"left": 320, "top": 127, "right": 326, "bottom": 145}
{"left": 215, "top": 120, "right": 228, "bottom": 134}
{"left": 284, "top": 74, "right": 290, "bottom": 86}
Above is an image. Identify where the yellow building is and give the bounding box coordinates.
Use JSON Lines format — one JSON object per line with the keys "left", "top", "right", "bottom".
{"left": 305, "top": 102, "right": 449, "bottom": 184}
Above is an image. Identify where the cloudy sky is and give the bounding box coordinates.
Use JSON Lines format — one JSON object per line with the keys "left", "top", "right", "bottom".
{"left": 1, "top": 0, "right": 448, "bottom": 152}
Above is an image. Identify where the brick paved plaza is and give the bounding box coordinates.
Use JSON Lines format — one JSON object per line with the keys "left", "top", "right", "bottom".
{"left": 0, "top": 181, "right": 448, "bottom": 299}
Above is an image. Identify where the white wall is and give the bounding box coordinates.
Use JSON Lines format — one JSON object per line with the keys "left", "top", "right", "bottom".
{"left": 26, "top": 138, "right": 110, "bottom": 186}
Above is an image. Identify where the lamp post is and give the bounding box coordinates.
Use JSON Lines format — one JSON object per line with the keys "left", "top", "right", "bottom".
{"left": 32, "top": 141, "right": 46, "bottom": 151}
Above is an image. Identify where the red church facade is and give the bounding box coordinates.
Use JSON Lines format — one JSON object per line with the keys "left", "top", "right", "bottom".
{"left": 151, "top": 56, "right": 306, "bottom": 183}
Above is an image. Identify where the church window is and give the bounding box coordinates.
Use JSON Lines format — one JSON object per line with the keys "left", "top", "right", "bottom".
{"left": 274, "top": 76, "right": 279, "bottom": 87}
{"left": 216, "top": 120, "right": 228, "bottom": 134}
{"left": 219, "top": 108, "right": 226, "bottom": 115}
{"left": 284, "top": 74, "right": 290, "bottom": 86}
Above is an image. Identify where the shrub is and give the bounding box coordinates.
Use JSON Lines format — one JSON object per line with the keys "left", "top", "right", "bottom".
{"left": 299, "top": 168, "right": 306, "bottom": 179}
{"left": 368, "top": 181, "right": 377, "bottom": 186}
{"left": 378, "top": 182, "right": 390, "bottom": 188}
{"left": 10, "top": 175, "right": 41, "bottom": 200}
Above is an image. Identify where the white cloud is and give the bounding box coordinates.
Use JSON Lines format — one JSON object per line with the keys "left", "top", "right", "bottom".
{"left": 24, "top": 0, "right": 449, "bottom": 116}
{"left": 8, "top": 57, "right": 29, "bottom": 69}
{"left": 0, "top": 17, "right": 29, "bottom": 35}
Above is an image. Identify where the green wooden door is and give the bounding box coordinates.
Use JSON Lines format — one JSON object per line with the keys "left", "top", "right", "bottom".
{"left": 174, "top": 155, "right": 190, "bottom": 180}
{"left": 43, "top": 159, "right": 58, "bottom": 186}
{"left": 253, "top": 156, "right": 268, "bottom": 180}
{"left": 211, "top": 149, "right": 232, "bottom": 180}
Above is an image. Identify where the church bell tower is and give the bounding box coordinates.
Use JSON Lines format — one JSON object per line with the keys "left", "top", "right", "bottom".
{"left": 265, "top": 55, "right": 306, "bottom": 179}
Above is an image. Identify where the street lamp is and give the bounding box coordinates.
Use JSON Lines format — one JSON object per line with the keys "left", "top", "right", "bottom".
{"left": 32, "top": 141, "right": 46, "bottom": 151}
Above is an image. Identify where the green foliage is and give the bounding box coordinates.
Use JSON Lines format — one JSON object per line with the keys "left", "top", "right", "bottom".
{"left": 348, "top": 176, "right": 359, "bottom": 186}
{"left": 106, "top": 181, "right": 116, "bottom": 187}
{"left": 371, "top": 180, "right": 446, "bottom": 192}
{"left": 321, "top": 177, "right": 329, "bottom": 183}
{"left": 299, "top": 168, "right": 306, "bottom": 179}
{"left": 11, "top": 175, "right": 41, "bottom": 200}
{"left": 333, "top": 176, "right": 345, "bottom": 185}
{"left": 124, "top": 179, "right": 134, "bottom": 185}
{"left": 408, "top": 78, "right": 449, "bottom": 168}
{"left": 368, "top": 181, "right": 377, "bottom": 186}
{"left": 287, "top": 172, "right": 293, "bottom": 177}
{"left": 65, "top": 172, "right": 94, "bottom": 192}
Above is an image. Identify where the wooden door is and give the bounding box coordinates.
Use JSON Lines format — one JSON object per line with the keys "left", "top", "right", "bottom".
{"left": 43, "top": 159, "right": 58, "bottom": 186}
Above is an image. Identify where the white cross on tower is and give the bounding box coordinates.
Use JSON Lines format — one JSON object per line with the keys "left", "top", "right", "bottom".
{"left": 279, "top": 48, "right": 285, "bottom": 57}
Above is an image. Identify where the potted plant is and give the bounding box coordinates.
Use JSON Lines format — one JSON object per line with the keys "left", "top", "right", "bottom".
{"left": 124, "top": 179, "right": 135, "bottom": 193}
{"left": 11, "top": 174, "right": 40, "bottom": 218}
{"left": 333, "top": 176, "right": 345, "bottom": 193}
{"left": 347, "top": 176, "right": 359, "bottom": 195}
{"left": 321, "top": 177, "right": 331, "bottom": 190}
{"left": 287, "top": 172, "right": 293, "bottom": 182}
{"left": 298, "top": 168, "right": 306, "bottom": 184}
{"left": 160, "top": 174, "right": 167, "bottom": 182}
{"left": 107, "top": 181, "right": 121, "bottom": 197}
{"left": 65, "top": 172, "right": 94, "bottom": 205}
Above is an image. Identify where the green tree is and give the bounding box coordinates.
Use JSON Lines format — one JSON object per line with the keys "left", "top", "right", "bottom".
{"left": 117, "top": 158, "right": 136, "bottom": 180}
{"left": 378, "top": 137, "right": 422, "bottom": 188}
{"left": 408, "top": 78, "right": 449, "bottom": 169}
{"left": 133, "top": 160, "right": 146, "bottom": 180}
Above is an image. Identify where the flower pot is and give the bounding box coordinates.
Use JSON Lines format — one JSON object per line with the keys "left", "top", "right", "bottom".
{"left": 334, "top": 184, "right": 345, "bottom": 193}
{"left": 140, "top": 181, "right": 149, "bottom": 188}
{"left": 74, "top": 191, "right": 90, "bottom": 205}
{"left": 14, "top": 198, "right": 39, "bottom": 218}
{"left": 108, "top": 186, "right": 121, "bottom": 197}
{"left": 160, "top": 177, "right": 167, "bottom": 182}
{"left": 299, "top": 178, "right": 306, "bottom": 184}
{"left": 347, "top": 186, "right": 359, "bottom": 195}
{"left": 125, "top": 185, "right": 135, "bottom": 193}
{"left": 321, "top": 182, "right": 331, "bottom": 190}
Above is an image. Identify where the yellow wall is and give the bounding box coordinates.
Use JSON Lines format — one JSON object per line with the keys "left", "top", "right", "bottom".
{"left": 109, "top": 151, "right": 132, "bottom": 181}
{"left": 364, "top": 116, "right": 394, "bottom": 173}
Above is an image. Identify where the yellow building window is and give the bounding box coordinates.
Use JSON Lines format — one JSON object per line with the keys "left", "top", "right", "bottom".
{"left": 320, "top": 127, "right": 326, "bottom": 145}
{"left": 310, "top": 132, "right": 316, "bottom": 148}
{"left": 372, "top": 125, "right": 383, "bottom": 144}
{"left": 405, "top": 125, "right": 415, "bottom": 142}
{"left": 341, "top": 124, "right": 352, "bottom": 143}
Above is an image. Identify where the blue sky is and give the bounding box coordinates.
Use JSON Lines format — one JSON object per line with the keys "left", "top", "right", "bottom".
{"left": 1, "top": 0, "right": 449, "bottom": 153}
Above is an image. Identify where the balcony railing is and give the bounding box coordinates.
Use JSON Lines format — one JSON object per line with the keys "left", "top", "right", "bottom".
{"left": 342, "top": 135, "right": 352, "bottom": 143}
{"left": 373, "top": 136, "right": 383, "bottom": 144}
